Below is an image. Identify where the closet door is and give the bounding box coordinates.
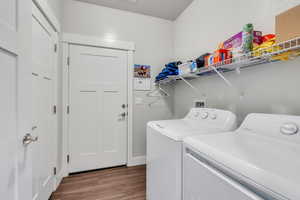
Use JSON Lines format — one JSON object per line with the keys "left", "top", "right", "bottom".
{"left": 31, "top": 3, "right": 57, "bottom": 200}
{"left": 0, "top": 0, "right": 32, "bottom": 200}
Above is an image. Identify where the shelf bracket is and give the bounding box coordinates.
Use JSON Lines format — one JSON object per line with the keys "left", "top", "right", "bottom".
{"left": 209, "top": 65, "right": 233, "bottom": 87}
{"left": 147, "top": 83, "right": 170, "bottom": 107}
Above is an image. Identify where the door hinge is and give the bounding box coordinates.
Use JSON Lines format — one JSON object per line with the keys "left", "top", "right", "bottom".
{"left": 67, "top": 155, "right": 70, "bottom": 164}
{"left": 53, "top": 167, "right": 57, "bottom": 175}
{"left": 53, "top": 105, "right": 57, "bottom": 114}
{"left": 54, "top": 44, "right": 58, "bottom": 53}
{"left": 67, "top": 57, "right": 70, "bottom": 66}
{"left": 67, "top": 105, "right": 70, "bottom": 114}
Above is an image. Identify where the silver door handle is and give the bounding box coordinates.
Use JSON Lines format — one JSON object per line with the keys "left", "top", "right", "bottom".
{"left": 23, "top": 133, "right": 38, "bottom": 146}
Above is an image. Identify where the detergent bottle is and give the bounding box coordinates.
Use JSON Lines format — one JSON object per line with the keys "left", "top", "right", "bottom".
{"left": 242, "top": 23, "right": 254, "bottom": 54}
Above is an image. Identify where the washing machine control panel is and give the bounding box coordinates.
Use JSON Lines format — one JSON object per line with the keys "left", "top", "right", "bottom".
{"left": 183, "top": 108, "right": 237, "bottom": 129}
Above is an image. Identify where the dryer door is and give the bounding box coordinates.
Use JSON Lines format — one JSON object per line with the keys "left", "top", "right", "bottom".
{"left": 183, "top": 148, "right": 263, "bottom": 200}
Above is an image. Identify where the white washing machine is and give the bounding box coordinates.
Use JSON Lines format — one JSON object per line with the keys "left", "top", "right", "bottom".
{"left": 146, "top": 108, "right": 237, "bottom": 200}
{"left": 183, "top": 113, "right": 300, "bottom": 200}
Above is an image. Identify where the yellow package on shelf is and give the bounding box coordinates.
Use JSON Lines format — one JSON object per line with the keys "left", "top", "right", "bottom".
{"left": 252, "top": 38, "right": 279, "bottom": 57}
{"left": 272, "top": 49, "right": 300, "bottom": 61}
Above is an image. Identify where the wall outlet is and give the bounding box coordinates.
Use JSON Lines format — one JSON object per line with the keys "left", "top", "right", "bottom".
{"left": 194, "top": 100, "right": 205, "bottom": 108}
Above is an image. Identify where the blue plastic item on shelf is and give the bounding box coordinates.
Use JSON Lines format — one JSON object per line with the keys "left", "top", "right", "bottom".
{"left": 155, "top": 61, "right": 181, "bottom": 82}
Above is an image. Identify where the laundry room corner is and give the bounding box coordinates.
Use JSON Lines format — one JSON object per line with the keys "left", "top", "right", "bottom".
{"left": 4, "top": 0, "right": 300, "bottom": 199}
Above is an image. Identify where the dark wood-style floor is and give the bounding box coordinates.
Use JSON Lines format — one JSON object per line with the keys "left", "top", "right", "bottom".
{"left": 51, "top": 165, "right": 146, "bottom": 200}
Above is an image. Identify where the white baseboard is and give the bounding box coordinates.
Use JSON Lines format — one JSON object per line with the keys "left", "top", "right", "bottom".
{"left": 127, "top": 156, "right": 146, "bottom": 167}
{"left": 54, "top": 166, "right": 68, "bottom": 190}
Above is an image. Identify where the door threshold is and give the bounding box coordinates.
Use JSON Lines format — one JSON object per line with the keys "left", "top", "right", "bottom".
{"left": 69, "top": 165, "right": 127, "bottom": 175}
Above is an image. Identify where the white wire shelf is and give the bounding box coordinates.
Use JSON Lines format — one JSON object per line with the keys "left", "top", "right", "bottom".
{"left": 156, "top": 37, "right": 300, "bottom": 85}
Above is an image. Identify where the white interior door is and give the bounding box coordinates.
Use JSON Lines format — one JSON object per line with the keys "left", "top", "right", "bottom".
{"left": 0, "top": 0, "right": 32, "bottom": 200}
{"left": 69, "top": 44, "right": 128, "bottom": 173}
{"left": 31, "top": 3, "right": 57, "bottom": 200}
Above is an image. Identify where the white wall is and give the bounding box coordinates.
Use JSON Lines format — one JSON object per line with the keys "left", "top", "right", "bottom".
{"left": 62, "top": 0, "right": 174, "bottom": 158}
{"left": 173, "top": 0, "right": 300, "bottom": 124}
{"left": 46, "top": 0, "right": 62, "bottom": 21}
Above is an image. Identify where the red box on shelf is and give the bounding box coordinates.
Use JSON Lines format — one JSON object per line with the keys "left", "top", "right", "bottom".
{"left": 213, "top": 49, "right": 232, "bottom": 64}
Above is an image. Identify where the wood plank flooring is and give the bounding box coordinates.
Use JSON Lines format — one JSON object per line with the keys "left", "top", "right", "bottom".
{"left": 51, "top": 165, "right": 146, "bottom": 200}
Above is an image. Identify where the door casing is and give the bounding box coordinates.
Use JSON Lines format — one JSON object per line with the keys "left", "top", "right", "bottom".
{"left": 61, "top": 33, "right": 135, "bottom": 176}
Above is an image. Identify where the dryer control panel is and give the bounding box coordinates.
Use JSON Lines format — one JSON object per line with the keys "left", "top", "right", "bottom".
{"left": 240, "top": 113, "right": 300, "bottom": 143}
{"left": 185, "top": 108, "right": 237, "bottom": 131}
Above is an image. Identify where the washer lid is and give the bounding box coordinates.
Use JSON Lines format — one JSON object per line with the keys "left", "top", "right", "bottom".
{"left": 184, "top": 131, "right": 300, "bottom": 200}
{"left": 147, "top": 120, "right": 226, "bottom": 141}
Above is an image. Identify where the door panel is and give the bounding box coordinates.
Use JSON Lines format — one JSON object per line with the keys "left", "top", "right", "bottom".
{"left": 32, "top": 75, "right": 55, "bottom": 200}
{"left": 69, "top": 45, "right": 128, "bottom": 173}
{"left": 32, "top": 74, "right": 40, "bottom": 200}
{"left": 0, "top": 0, "right": 17, "bottom": 52}
{"left": 38, "top": 77, "right": 55, "bottom": 200}
{"left": 0, "top": 49, "right": 17, "bottom": 200}
{"left": 32, "top": 5, "right": 54, "bottom": 78}
{"left": 70, "top": 89, "right": 99, "bottom": 171}
{"left": 101, "top": 89, "right": 127, "bottom": 165}
{"left": 0, "top": 0, "right": 16, "bottom": 29}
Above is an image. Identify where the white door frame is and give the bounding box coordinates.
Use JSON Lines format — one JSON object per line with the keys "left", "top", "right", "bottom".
{"left": 32, "top": 0, "right": 61, "bottom": 32}
{"left": 31, "top": 0, "right": 61, "bottom": 190}
{"left": 61, "top": 33, "right": 136, "bottom": 176}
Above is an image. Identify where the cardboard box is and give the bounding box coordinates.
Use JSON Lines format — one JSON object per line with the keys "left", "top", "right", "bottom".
{"left": 276, "top": 5, "right": 300, "bottom": 43}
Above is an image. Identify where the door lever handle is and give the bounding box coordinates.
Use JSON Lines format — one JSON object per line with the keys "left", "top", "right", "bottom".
{"left": 23, "top": 133, "right": 38, "bottom": 146}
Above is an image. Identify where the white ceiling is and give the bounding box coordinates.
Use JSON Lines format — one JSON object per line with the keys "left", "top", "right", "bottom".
{"left": 75, "top": 0, "right": 194, "bottom": 20}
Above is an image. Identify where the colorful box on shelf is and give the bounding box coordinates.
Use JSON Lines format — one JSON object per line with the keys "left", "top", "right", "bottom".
{"left": 213, "top": 49, "right": 232, "bottom": 65}
{"left": 204, "top": 49, "right": 232, "bottom": 68}
{"left": 276, "top": 5, "right": 300, "bottom": 43}
{"left": 223, "top": 32, "right": 243, "bottom": 50}
{"left": 222, "top": 30, "right": 262, "bottom": 58}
